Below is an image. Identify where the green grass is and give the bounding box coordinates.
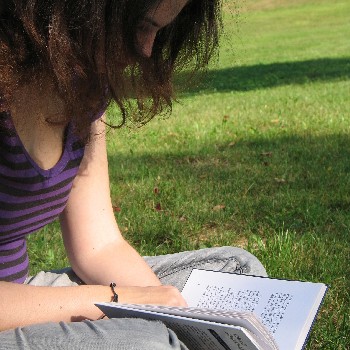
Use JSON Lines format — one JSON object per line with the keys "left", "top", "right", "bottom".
{"left": 27, "top": 0, "right": 350, "bottom": 348}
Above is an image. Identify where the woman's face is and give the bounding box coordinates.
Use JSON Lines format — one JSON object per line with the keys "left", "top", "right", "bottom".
{"left": 136, "top": 0, "right": 189, "bottom": 57}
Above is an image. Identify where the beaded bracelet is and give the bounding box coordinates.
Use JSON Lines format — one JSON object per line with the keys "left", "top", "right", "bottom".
{"left": 110, "top": 282, "right": 118, "bottom": 303}
{"left": 97, "top": 282, "right": 118, "bottom": 320}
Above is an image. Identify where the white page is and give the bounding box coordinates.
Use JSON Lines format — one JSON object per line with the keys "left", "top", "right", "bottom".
{"left": 99, "top": 302, "right": 276, "bottom": 348}
{"left": 97, "top": 302, "right": 266, "bottom": 350}
{"left": 181, "top": 269, "right": 327, "bottom": 350}
{"left": 166, "top": 320, "right": 263, "bottom": 350}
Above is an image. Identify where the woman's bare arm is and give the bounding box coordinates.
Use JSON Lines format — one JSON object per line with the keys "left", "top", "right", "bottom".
{"left": 0, "top": 281, "right": 186, "bottom": 331}
{"left": 60, "top": 116, "right": 164, "bottom": 287}
{"left": 0, "top": 282, "right": 111, "bottom": 331}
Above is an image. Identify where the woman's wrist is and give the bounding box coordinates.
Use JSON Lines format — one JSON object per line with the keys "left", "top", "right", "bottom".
{"left": 96, "top": 282, "right": 118, "bottom": 320}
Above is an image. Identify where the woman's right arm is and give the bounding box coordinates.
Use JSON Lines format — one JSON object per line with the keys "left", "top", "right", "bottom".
{"left": 0, "top": 282, "right": 185, "bottom": 331}
{"left": 0, "top": 281, "right": 112, "bottom": 331}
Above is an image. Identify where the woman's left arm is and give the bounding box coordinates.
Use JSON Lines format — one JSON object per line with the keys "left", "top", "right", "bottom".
{"left": 59, "top": 116, "right": 161, "bottom": 287}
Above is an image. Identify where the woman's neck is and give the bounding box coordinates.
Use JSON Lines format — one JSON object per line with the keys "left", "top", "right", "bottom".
{"left": 9, "top": 78, "right": 68, "bottom": 170}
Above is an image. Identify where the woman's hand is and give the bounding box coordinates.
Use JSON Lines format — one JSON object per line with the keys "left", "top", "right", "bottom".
{"left": 115, "top": 285, "right": 188, "bottom": 307}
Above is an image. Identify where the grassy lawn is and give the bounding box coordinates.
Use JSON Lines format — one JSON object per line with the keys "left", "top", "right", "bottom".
{"left": 28, "top": 0, "right": 350, "bottom": 348}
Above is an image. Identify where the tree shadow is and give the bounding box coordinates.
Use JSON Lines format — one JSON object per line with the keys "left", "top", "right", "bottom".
{"left": 175, "top": 57, "right": 350, "bottom": 95}
{"left": 108, "top": 133, "right": 350, "bottom": 237}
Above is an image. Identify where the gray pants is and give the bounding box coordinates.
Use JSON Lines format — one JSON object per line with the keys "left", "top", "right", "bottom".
{"left": 0, "top": 247, "right": 267, "bottom": 349}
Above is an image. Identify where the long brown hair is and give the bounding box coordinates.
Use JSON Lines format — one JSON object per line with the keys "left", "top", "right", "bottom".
{"left": 0, "top": 0, "right": 222, "bottom": 140}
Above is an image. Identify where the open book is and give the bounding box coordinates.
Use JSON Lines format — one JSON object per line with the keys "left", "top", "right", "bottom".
{"left": 96, "top": 269, "right": 327, "bottom": 350}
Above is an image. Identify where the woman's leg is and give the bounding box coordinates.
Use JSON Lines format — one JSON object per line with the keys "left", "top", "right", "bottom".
{"left": 0, "top": 319, "right": 184, "bottom": 350}
{"left": 26, "top": 246, "right": 266, "bottom": 292}
{"left": 144, "top": 246, "right": 267, "bottom": 291}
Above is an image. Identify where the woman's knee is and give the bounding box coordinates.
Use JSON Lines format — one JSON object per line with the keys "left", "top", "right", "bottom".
{"left": 145, "top": 246, "right": 267, "bottom": 290}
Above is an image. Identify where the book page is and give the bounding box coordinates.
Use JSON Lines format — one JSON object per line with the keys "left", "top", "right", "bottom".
{"left": 181, "top": 269, "right": 327, "bottom": 350}
{"left": 102, "top": 302, "right": 276, "bottom": 348}
{"left": 167, "top": 321, "right": 263, "bottom": 350}
{"left": 96, "top": 302, "right": 266, "bottom": 350}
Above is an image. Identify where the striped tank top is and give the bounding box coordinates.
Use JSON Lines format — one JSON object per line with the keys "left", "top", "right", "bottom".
{"left": 0, "top": 112, "right": 86, "bottom": 283}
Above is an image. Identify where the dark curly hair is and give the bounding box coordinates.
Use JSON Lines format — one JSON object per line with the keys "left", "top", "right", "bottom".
{"left": 0, "top": 0, "right": 222, "bottom": 140}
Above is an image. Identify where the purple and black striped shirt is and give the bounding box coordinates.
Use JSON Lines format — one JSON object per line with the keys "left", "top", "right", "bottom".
{"left": 0, "top": 112, "right": 86, "bottom": 283}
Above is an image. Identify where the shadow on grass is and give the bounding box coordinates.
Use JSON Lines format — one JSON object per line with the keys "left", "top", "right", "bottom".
{"left": 108, "top": 133, "right": 350, "bottom": 347}
{"left": 175, "top": 57, "right": 350, "bottom": 94}
{"left": 108, "top": 132, "right": 350, "bottom": 236}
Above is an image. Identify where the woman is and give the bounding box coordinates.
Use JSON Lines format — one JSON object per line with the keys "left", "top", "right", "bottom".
{"left": 0, "top": 1, "right": 267, "bottom": 348}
